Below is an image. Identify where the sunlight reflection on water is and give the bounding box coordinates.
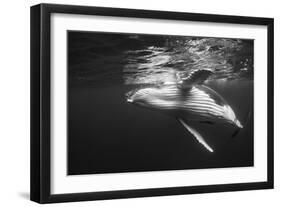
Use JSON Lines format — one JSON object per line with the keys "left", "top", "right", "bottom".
{"left": 123, "top": 38, "right": 253, "bottom": 85}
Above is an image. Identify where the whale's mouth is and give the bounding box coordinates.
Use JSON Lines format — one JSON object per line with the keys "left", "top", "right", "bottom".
{"left": 127, "top": 98, "right": 133, "bottom": 103}
{"left": 125, "top": 91, "right": 134, "bottom": 103}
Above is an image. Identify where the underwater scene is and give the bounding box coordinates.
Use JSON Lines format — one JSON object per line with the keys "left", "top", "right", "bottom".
{"left": 67, "top": 31, "right": 253, "bottom": 175}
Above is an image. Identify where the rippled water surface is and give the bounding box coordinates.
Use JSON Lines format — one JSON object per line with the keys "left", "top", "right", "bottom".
{"left": 68, "top": 31, "right": 254, "bottom": 175}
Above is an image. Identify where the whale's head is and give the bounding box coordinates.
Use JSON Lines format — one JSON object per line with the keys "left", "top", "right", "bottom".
{"left": 222, "top": 105, "right": 243, "bottom": 128}
{"left": 126, "top": 90, "right": 136, "bottom": 103}
{"left": 126, "top": 88, "right": 153, "bottom": 107}
{"left": 126, "top": 85, "right": 180, "bottom": 110}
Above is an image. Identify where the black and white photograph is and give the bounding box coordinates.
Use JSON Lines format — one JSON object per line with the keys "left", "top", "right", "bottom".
{"left": 29, "top": 3, "right": 274, "bottom": 204}
{"left": 67, "top": 31, "right": 254, "bottom": 175}
{"left": 0, "top": 0, "right": 278, "bottom": 205}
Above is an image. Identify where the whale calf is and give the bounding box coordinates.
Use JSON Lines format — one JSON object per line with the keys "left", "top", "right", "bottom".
{"left": 126, "top": 69, "right": 243, "bottom": 152}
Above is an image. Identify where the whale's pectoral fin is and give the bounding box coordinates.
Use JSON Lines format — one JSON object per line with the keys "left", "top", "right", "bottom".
{"left": 177, "top": 118, "right": 214, "bottom": 153}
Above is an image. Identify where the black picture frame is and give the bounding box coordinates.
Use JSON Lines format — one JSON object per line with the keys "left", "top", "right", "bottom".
{"left": 30, "top": 3, "right": 274, "bottom": 203}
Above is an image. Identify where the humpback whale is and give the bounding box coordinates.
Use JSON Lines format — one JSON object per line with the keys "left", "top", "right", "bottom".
{"left": 126, "top": 69, "right": 243, "bottom": 153}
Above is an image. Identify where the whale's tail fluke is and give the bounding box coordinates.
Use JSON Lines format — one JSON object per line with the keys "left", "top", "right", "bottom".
{"left": 177, "top": 118, "right": 214, "bottom": 153}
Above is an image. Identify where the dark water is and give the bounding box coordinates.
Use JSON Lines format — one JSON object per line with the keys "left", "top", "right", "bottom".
{"left": 67, "top": 31, "right": 253, "bottom": 175}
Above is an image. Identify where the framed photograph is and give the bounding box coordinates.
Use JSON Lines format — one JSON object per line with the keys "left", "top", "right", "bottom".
{"left": 30, "top": 3, "right": 274, "bottom": 203}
